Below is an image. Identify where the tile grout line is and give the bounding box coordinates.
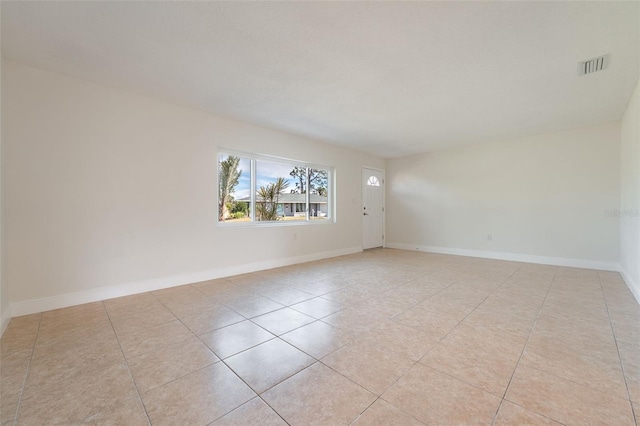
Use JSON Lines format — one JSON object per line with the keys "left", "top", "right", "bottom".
{"left": 346, "top": 394, "right": 424, "bottom": 426}
{"left": 204, "top": 395, "right": 292, "bottom": 426}
{"left": 287, "top": 299, "right": 349, "bottom": 320}
{"left": 385, "top": 264, "right": 537, "bottom": 423}
{"left": 154, "top": 278, "right": 364, "bottom": 419}
{"left": 255, "top": 394, "right": 293, "bottom": 426}
{"left": 318, "top": 268, "right": 505, "bottom": 424}
{"left": 102, "top": 300, "right": 154, "bottom": 426}
{"left": 314, "top": 270, "right": 465, "bottom": 420}
{"left": 350, "top": 395, "right": 428, "bottom": 426}
{"left": 598, "top": 272, "right": 639, "bottom": 426}
{"left": 369, "top": 264, "right": 524, "bottom": 423}
{"left": 347, "top": 396, "right": 381, "bottom": 426}
{"left": 412, "top": 264, "right": 523, "bottom": 364}
{"left": 269, "top": 270, "right": 445, "bottom": 425}
{"left": 178, "top": 287, "right": 336, "bottom": 358}
{"left": 490, "top": 266, "right": 558, "bottom": 426}
{"left": 149, "top": 288, "right": 235, "bottom": 367}
{"left": 10, "top": 313, "right": 42, "bottom": 426}
{"left": 501, "top": 275, "right": 638, "bottom": 421}
{"left": 220, "top": 336, "right": 317, "bottom": 396}
{"left": 212, "top": 352, "right": 306, "bottom": 424}
{"left": 152, "top": 289, "right": 300, "bottom": 425}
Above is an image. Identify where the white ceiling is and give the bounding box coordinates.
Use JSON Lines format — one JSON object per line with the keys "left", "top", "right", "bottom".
{"left": 2, "top": 1, "right": 639, "bottom": 158}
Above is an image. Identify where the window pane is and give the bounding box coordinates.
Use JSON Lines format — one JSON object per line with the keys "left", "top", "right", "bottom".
{"left": 218, "top": 154, "right": 251, "bottom": 223}
{"left": 256, "top": 160, "right": 305, "bottom": 222}
{"left": 284, "top": 166, "right": 308, "bottom": 221}
{"left": 309, "top": 168, "right": 330, "bottom": 220}
{"left": 288, "top": 166, "right": 307, "bottom": 195}
{"left": 367, "top": 176, "right": 380, "bottom": 186}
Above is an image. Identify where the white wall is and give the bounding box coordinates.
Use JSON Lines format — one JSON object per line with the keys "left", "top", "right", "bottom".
{"left": 3, "top": 61, "right": 384, "bottom": 315}
{"left": 386, "top": 123, "right": 621, "bottom": 269}
{"left": 620, "top": 79, "right": 640, "bottom": 302}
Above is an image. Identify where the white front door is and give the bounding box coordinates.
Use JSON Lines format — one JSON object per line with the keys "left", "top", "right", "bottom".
{"left": 362, "top": 167, "right": 384, "bottom": 249}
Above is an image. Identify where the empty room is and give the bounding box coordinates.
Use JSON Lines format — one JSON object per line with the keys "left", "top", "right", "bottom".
{"left": 1, "top": 1, "right": 639, "bottom": 425}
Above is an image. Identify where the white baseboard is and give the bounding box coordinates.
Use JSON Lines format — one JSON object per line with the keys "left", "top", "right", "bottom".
{"left": 619, "top": 267, "right": 640, "bottom": 306}
{"left": 10, "top": 246, "right": 363, "bottom": 317}
{"left": 385, "top": 243, "right": 620, "bottom": 271}
{"left": 1, "top": 305, "right": 11, "bottom": 337}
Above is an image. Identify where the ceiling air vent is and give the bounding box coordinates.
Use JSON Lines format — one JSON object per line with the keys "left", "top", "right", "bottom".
{"left": 578, "top": 54, "right": 609, "bottom": 76}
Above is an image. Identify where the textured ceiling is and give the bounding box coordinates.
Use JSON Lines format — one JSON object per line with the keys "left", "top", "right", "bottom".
{"left": 2, "top": 1, "right": 639, "bottom": 158}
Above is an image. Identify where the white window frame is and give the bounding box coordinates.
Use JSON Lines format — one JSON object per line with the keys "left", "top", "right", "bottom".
{"left": 217, "top": 149, "right": 335, "bottom": 227}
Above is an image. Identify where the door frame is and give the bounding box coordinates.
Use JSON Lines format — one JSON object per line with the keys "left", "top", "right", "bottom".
{"left": 361, "top": 166, "right": 386, "bottom": 250}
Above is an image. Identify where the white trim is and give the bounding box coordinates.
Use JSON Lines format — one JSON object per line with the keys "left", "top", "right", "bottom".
{"left": 1, "top": 305, "right": 11, "bottom": 337}
{"left": 385, "top": 243, "right": 620, "bottom": 271}
{"left": 218, "top": 147, "right": 330, "bottom": 171}
{"left": 619, "top": 267, "right": 640, "bottom": 306}
{"left": 10, "top": 246, "right": 362, "bottom": 317}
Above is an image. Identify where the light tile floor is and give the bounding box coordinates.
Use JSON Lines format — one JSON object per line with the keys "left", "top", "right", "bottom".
{"left": 1, "top": 248, "right": 639, "bottom": 425}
